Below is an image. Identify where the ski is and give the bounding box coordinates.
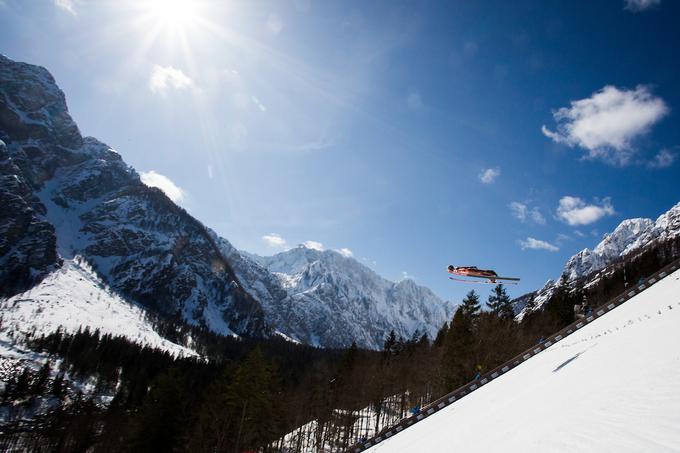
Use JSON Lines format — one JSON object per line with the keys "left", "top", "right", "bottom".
{"left": 449, "top": 277, "right": 518, "bottom": 285}
{"left": 493, "top": 276, "right": 521, "bottom": 282}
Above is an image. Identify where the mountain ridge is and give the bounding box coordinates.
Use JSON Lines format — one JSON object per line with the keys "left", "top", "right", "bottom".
{"left": 516, "top": 201, "right": 680, "bottom": 318}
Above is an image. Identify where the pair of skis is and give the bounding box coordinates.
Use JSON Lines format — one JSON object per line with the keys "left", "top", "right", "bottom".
{"left": 448, "top": 276, "right": 520, "bottom": 285}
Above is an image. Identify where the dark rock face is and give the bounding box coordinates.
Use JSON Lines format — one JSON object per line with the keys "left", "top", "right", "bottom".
{"left": 0, "top": 55, "right": 268, "bottom": 337}
{"left": 0, "top": 140, "right": 59, "bottom": 297}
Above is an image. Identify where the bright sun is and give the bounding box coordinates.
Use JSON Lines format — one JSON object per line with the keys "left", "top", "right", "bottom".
{"left": 144, "top": 0, "right": 199, "bottom": 30}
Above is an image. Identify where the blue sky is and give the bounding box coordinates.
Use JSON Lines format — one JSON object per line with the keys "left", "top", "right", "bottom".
{"left": 1, "top": 0, "right": 679, "bottom": 303}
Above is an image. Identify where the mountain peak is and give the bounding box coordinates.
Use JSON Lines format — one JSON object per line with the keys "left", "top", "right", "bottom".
{"left": 230, "top": 242, "right": 453, "bottom": 349}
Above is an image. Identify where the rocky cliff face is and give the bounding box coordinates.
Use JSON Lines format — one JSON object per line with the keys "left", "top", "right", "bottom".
{"left": 235, "top": 245, "right": 454, "bottom": 349}
{"left": 0, "top": 54, "right": 267, "bottom": 337}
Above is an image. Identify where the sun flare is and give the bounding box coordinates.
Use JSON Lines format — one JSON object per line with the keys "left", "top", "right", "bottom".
{"left": 143, "top": 0, "right": 199, "bottom": 30}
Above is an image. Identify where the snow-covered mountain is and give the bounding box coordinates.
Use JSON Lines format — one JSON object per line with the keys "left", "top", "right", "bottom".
{"left": 234, "top": 245, "right": 454, "bottom": 350}
{"left": 0, "top": 54, "right": 266, "bottom": 338}
{"left": 516, "top": 202, "right": 680, "bottom": 318}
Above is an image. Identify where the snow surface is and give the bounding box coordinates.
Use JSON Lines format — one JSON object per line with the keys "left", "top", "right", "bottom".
{"left": 368, "top": 268, "right": 680, "bottom": 453}
{"left": 0, "top": 257, "right": 197, "bottom": 358}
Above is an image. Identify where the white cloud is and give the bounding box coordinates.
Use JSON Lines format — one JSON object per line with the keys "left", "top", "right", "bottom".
{"left": 556, "top": 196, "right": 615, "bottom": 226}
{"left": 518, "top": 237, "right": 559, "bottom": 252}
{"left": 54, "top": 0, "right": 76, "bottom": 15}
{"left": 262, "top": 233, "right": 287, "bottom": 249}
{"left": 624, "top": 0, "right": 661, "bottom": 12}
{"left": 542, "top": 85, "right": 668, "bottom": 165}
{"left": 302, "top": 240, "right": 324, "bottom": 251}
{"left": 140, "top": 171, "right": 185, "bottom": 203}
{"left": 336, "top": 248, "right": 353, "bottom": 258}
{"left": 509, "top": 202, "right": 546, "bottom": 225}
{"left": 401, "top": 271, "right": 415, "bottom": 280}
{"left": 149, "top": 65, "right": 194, "bottom": 95}
{"left": 266, "top": 13, "right": 283, "bottom": 34}
{"left": 251, "top": 96, "right": 267, "bottom": 112}
{"left": 647, "top": 149, "right": 676, "bottom": 169}
{"left": 407, "top": 92, "right": 424, "bottom": 111}
{"left": 479, "top": 167, "right": 501, "bottom": 184}
{"left": 207, "top": 165, "right": 214, "bottom": 179}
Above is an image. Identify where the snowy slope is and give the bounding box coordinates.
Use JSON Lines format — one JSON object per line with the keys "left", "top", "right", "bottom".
{"left": 368, "top": 268, "right": 680, "bottom": 452}
{"left": 0, "top": 257, "right": 197, "bottom": 358}
{"left": 240, "top": 245, "right": 454, "bottom": 350}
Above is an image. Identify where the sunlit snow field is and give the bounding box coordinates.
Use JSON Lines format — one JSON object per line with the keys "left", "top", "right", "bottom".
{"left": 0, "top": 257, "right": 197, "bottom": 359}
{"left": 369, "top": 269, "right": 680, "bottom": 453}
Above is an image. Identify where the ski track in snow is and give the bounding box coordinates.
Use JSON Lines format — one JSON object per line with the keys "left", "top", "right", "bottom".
{"left": 368, "top": 271, "right": 680, "bottom": 453}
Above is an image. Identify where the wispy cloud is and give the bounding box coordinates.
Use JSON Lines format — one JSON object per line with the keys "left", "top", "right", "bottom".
{"left": 647, "top": 148, "right": 676, "bottom": 169}
{"left": 518, "top": 237, "right": 559, "bottom": 252}
{"left": 556, "top": 233, "right": 571, "bottom": 244}
{"left": 542, "top": 85, "right": 668, "bottom": 165}
{"left": 54, "top": 0, "right": 76, "bottom": 15}
{"left": 251, "top": 96, "right": 267, "bottom": 112}
{"left": 284, "top": 137, "right": 335, "bottom": 152}
{"left": 556, "top": 196, "right": 615, "bottom": 226}
{"left": 336, "top": 248, "right": 353, "bottom": 258}
{"left": 509, "top": 201, "right": 546, "bottom": 225}
{"left": 149, "top": 65, "right": 194, "bottom": 95}
{"left": 140, "top": 171, "right": 185, "bottom": 203}
{"left": 624, "top": 0, "right": 661, "bottom": 12}
{"left": 479, "top": 167, "right": 501, "bottom": 184}
{"left": 401, "top": 271, "right": 415, "bottom": 280}
{"left": 262, "top": 233, "right": 287, "bottom": 249}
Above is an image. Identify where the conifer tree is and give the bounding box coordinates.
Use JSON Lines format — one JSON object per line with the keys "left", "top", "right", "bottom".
{"left": 487, "top": 284, "right": 514, "bottom": 320}
{"left": 52, "top": 373, "right": 66, "bottom": 400}
{"left": 13, "top": 367, "right": 31, "bottom": 400}
{"left": 433, "top": 321, "right": 449, "bottom": 347}
{"left": 547, "top": 274, "right": 576, "bottom": 326}
{"left": 460, "top": 290, "right": 481, "bottom": 320}
{"left": 32, "top": 360, "right": 51, "bottom": 396}
{"left": 441, "top": 305, "right": 475, "bottom": 391}
{"left": 383, "top": 330, "right": 398, "bottom": 357}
